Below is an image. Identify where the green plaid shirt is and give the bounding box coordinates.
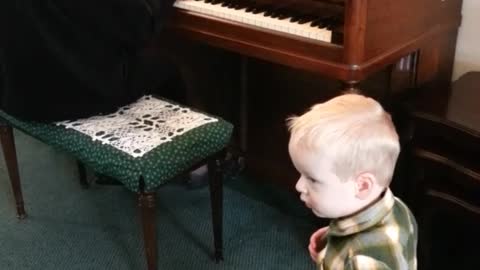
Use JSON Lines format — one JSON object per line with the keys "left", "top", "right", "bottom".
{"left": 317, "top": 189, "right": 417, "bottom": 270}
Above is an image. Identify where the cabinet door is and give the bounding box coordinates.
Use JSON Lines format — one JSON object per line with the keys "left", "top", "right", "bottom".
{"left": 413, "top": 149, "right": 480, "bottom": 270}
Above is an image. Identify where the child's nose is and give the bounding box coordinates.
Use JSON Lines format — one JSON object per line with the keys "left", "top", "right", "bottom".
{"left": 295, "top": 177, "right": 307, "bottom": 194}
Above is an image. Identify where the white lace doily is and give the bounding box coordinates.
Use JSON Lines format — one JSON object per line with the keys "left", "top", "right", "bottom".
{"left": 57, "top": 96, "right": 218, "bottom": 158}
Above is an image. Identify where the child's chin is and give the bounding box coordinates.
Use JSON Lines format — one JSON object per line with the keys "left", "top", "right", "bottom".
{"left": 312, "top": 209, "right": 327, "bottom": 218}
{"left": 313, "top": 209, "right": 338, "bottom": 219}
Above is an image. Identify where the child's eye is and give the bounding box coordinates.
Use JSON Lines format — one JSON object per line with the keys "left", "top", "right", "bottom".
{"left": 309, "top": 177, "right": 323, "bottom": 185}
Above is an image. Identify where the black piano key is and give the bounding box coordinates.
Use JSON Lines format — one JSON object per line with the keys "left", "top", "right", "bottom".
{"left": 251, "top": 8, "right": 262, "bottom": 14}
{"left": 264, "top": 6, "right": 291, "bottom": 19}
{"left": 325, "top": 17, "right": 341, "bottom": 30}
{"left": 234, "top": 4, "right": 246, "bottom": 10}
{"left": 234, "top": 2, "right": 248, "bottom": 9}
{"left": 263, "top": 9, "right": 275, "bottom": 17}
{"left": 311, "top": 16, "right": 332, "bottom": 28}
{"left": 297, "top": 15, "right": 315, "bottom": 25}
{"left": 277, "top": 13, "right": 290, "bottom": 20}
{"left": 230, "top": 0, "right": 246, "bottom": 8}
{"left": 264, "top": 6, "right": 284, "bottom": 17}
{"left": 221, "top": 0, "right": 239, "bottom": 7}
{"left": 270, "top": 10, "right": 283, "bottom": 19}
{"left": 245, "top": 4, "right": 256, "bottom": 13}
{"left": 260, "top": 5, "right": 275, "bottom": 16}
{"left": 235, "top": 0, "right": 252, "bottom": 5}
{"left": 289, "top": 13, "right": 302, "bottom": 23}
{"left": 316, "top": 22, "right": 328, "bottom": 29}
{"left": 251, "top": 5, "right": 269, "bottom": 14}
{"left": 310, "top": 19, "right": 322, "bottom": 27}
{"left": 244, "top": 1, "right": 258, "bottom": 13}
{"left": 326, "top": 23, "right": 337, "bottom": 31}
{"left": 275, "top": 8, "right": 291, "bottom": 20}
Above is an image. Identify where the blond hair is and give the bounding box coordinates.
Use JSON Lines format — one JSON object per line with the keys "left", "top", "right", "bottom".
{"left": 287, "top": 93, "right": 400, "bottom": 187}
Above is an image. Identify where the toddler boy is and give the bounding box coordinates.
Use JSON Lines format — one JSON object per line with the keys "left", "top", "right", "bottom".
{"left": 288, "top": 93, "right": 417, "bottom": 270}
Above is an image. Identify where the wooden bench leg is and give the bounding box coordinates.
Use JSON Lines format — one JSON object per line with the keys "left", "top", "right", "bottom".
{"left": 77, "top": 161, "right": 89, "bottom": 189}
{"left": 208, "top": 153, "right": 224, "bottom": 262}
{"left": 0, "top": 124, "right": 26, "bottom": 219}
{"left": 138, "top": 191, "right": 157, "bottom": 270}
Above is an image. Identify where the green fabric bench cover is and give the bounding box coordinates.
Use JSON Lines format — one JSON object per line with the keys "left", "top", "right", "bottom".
{"left": 0, "top": 98, "right": 233, "bottom": 192}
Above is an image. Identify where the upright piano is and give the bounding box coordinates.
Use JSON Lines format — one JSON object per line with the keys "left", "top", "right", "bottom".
{"left": 164, "top": 0, "right": 464, "bottom": 188}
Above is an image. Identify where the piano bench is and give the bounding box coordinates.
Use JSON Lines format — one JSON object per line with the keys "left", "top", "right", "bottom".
{"left": 0, "top": 95, "right": 233, "bottom": 270}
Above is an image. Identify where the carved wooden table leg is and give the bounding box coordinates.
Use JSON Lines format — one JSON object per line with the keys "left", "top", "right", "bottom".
{"left": 208, "top": 154, "right": 224, "bottom": 262}
{"left": 138, "top": 191, "right": 157, "bottom": 270}
{"left": 0, "top": 124, "right": 26, "bottom": 219}
{"left": 76, "top": 161, "right": 89, "bottom": 188}
{"left": 343, "top": 81, "right": 361, "bottom": 93}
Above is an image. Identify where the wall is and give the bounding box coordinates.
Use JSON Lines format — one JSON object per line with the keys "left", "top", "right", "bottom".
{"left": 453, "top": 0, "right": 480, "bottom": 80}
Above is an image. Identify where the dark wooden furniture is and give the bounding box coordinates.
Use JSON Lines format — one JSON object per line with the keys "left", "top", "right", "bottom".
{"left": 404, "top": 72, "right": 480, "bottom": 270}
{"left": 160, "top": 0, "right": 464, "bottom": 189}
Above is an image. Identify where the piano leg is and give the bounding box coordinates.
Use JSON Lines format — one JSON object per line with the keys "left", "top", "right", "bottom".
{"left": 239, "top": 57, "right": 249, "bottom": 152}
{"left": 343, "top": 81, "right": 361, "bottom": 93}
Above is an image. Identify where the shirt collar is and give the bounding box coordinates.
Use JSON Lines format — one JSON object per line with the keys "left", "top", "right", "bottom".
{"left": 328, "top": 189, "right": 395, "bottom": 236}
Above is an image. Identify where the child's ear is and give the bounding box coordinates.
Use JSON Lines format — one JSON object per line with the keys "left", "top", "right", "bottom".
{"left": 354, "top": 172, "right": 376, "bottom": 200}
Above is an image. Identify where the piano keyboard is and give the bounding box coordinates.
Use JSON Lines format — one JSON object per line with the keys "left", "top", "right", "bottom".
{"left": 173, "top": 0, "right": 334, "bottom": 43}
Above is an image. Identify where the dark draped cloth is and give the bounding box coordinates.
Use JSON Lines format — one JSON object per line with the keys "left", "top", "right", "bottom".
{"left": 0, "top": 0, "right": 178, "bottom": 122}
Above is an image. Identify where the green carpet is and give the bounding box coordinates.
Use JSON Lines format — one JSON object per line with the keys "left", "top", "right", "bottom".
{"left": 0, "top": 131, "right": 322, "bottom": 270}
